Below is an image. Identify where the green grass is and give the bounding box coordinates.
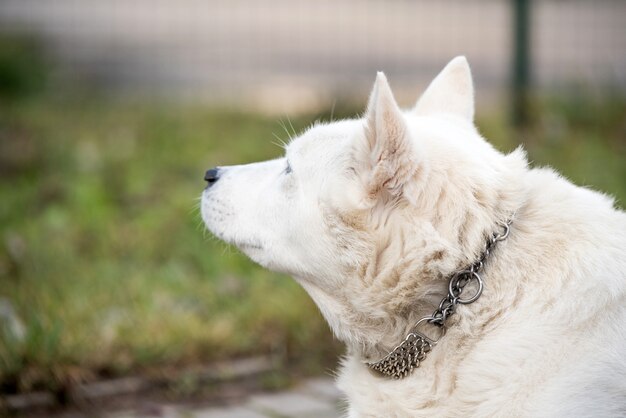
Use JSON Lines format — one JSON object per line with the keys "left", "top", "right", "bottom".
{"left": 0, "top": 95, "right": 624, "bottom": 393}
{"left": 0, "top": 100, "right": 346, "bottom": 393}
{"left": 480, "top": 95, "right": 626, "bottom": 207}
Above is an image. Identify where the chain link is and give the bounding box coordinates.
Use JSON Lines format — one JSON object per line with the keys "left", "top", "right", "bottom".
{"left": 428, "top": 219, "right": 511, "bottom": 326}
{"left": 367, "top": 333, "right": 432, "bottom": 378}
{"left": 367, "top": 217, "right": 513, "bottom": 379}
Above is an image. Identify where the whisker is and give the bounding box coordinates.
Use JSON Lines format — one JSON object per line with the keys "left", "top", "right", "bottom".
{"left": 286, "top": 116, "right": 298, "bottom": 138}
{"left": 189, "top": 199, "right": 202, "bottom": 216}
{"left": 278, "top": 119, "right": 293, "bottom": 142}
{"left": 196, "top": 217, "right": 207, "bottom": 233}
{"left": 271, "top": 133, "right": 288, "bottom": 150}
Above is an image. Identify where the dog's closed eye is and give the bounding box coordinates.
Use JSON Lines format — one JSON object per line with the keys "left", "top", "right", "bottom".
{"left": 284, "top": 160, "right": 292, "bottom": 174}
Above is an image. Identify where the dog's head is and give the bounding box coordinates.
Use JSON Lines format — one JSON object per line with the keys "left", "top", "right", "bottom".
{"left": 201, "top": 57, "right": 526, "bottom": 349}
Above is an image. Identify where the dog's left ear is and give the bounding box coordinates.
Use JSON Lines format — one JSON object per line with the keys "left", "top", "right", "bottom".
{"left": 414, "top": 56, "right": 474, "bottom": 122}
{"left": 359, "top": 72, "right": 420, "bottom": 205}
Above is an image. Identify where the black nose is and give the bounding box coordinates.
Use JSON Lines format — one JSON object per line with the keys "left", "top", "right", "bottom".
{"left": 204, "top": 167, "right": 220, "bottom": 185}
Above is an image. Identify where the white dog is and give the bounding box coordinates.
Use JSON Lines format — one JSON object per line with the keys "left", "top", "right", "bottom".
{"left": 201, "top": 57, "right": 626, "bottom": 417}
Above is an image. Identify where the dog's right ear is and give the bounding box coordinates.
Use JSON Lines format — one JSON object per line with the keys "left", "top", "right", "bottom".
{"left": 353, "top": 73, "right": 420, "bottom": 206}
{"left": 414, "top": 56, "right": 475, "bottom": 122}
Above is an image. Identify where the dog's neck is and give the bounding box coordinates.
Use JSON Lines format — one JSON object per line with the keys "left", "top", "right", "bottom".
{"left": 298, "top": 209, "right": 519, "bottom": 368}
{"left": 366, "top": 217, "right": 513, "bottom": 378}
{"left": 297, "top": 153, "right": 529, "bottom": 367}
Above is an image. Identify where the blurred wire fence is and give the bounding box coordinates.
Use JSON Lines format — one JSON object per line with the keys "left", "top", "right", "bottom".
{"left": 0, "top": 0, "right": 625, "bottom": 112}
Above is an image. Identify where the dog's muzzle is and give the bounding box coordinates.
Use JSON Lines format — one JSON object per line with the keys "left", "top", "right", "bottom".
{"left": 204, "top": 167, "right": 220, "bottom": 187}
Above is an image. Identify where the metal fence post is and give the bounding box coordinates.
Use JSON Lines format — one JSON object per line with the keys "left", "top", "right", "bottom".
{"left": 512, "top": 0, "right": 531, "bottom": 127}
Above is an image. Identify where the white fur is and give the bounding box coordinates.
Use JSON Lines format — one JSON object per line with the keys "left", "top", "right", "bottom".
{"left": 201, "top": 56, "right": 626, "bottom": 417}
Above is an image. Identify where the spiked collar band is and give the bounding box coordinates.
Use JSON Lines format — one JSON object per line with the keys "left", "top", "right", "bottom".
{"left": 366, "top": 217, "right": 513, "bottom": 379}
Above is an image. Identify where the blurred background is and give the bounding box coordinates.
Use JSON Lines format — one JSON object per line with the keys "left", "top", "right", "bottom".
{"left": 0, "top": 0, "right": 624, "bottom": 416}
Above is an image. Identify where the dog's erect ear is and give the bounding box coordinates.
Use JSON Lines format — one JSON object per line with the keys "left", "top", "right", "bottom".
{"left": 360, "top": 72, "right": 419, "bottom": 204}
{"left": 414, "top": 56, "right": 474, "bottom": 122}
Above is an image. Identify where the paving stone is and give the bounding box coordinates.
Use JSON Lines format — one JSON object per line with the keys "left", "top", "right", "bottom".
{"left": 298, "top": 408, "right": 344, "bottom": 418}
{"left": 105, "top": 413, "right": 136, "bottom": 418}
{"left": 248, "top": 391, "right": 337, "bottom": 417}
{"left": 102, "top": 378, "right": 344, "bottom": 418}
{"left": 193, "top": 406, "right": 267, "bottom": 418}
{"left": 106, "top": 407, "right": 180, "bottom": 418}
{"left": 73, "top": 376, "right": 149, "bottom": 399}
{"left": 4, "top": 391, "right": 55, "bottom": 410}
{"left": 301, "top": 377, "right": 343, "bottom": 401}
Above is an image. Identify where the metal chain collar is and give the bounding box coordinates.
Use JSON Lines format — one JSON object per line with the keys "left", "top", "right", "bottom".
{"left": 366, "top": 218, "right": 513, "bottom": 379}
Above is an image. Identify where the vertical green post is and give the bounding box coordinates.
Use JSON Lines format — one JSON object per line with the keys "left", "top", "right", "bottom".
{"left": 512, "top": 0, "right": 531, "bottom": 127}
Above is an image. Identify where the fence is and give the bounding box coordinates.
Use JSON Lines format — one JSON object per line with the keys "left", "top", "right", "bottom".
{"left": 0, "top": 0, "right": 625, "bottom": 113}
